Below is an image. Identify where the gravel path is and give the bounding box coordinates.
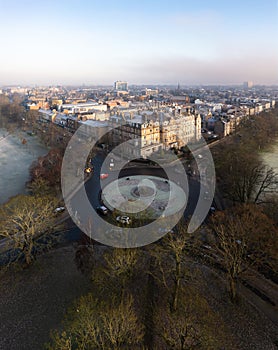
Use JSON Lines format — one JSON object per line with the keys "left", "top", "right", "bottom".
{"left": 0, "top": 246, "right": 277, "bottom": 349}
{"left": 198, "top": 264, "right": 278, "bottom": 350}
{"left": 0, "top": 245, "right": 92, "bottom": 350}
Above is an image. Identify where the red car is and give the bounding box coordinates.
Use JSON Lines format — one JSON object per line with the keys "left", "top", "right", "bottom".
{"left": 100, "top": 173, "right": 109, "bottom": 180}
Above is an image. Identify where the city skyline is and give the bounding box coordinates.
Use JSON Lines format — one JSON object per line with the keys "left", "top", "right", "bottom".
{"left": 0, "top": 0, "right": 277, "bottom": 86}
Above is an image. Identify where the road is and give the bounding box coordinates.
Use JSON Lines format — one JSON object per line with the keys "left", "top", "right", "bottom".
{"left": 0, "top": 150, "right": 207, "bottom": 262}
{"left": 83, "top": 152, "right": 202, "bottom": 219}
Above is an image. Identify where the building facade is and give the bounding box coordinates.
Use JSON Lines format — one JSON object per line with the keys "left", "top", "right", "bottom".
{"left": 109, "top": 110, "right": 201, "bottom": 159}
{"left": 114, "top": 81, "right": 128, "bottom": 92}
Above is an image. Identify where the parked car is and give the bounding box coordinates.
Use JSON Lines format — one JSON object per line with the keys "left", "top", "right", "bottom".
{"left": 84, "top": 167, "right": 92, "bottom": 174}
{"left": 116, "top": 216, "right": 131, "bottom": 224}
{"left": 100, "top": 173, "right": 109, "bottom": 180}
{"left": 208, "top": 134, "right": 219, "bottom": 140}
{"left": 96, "top": 206, "right": 108, "bottom": 215}
{"left": 54, "top": 206, "right": 65, "bottom": 214}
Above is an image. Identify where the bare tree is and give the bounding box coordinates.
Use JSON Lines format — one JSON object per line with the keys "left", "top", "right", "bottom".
{"left": 210, "top": 214, "right": 245, "bottom": 301}
{"left": 26, "top": 178, "right": 56, "bottom": 196}
{"left": 210, "top": 204, "right": 278, "bottom": 301}
{"left": 262, "top": 195, "right": 278, "bottom": 226}
{"left": 215, "top": 143, "right": 278, "bottom": 204}
{"left": 29, "top": 148, "right": 64, "bottom": 193}
{"left": 46, "top": 293, "right": 144, "bottom": 350}
{"left": 238, "top": 109, "right": 278, "bottom": 150}
{"left": 150, "top": 222, "right": 196, "bottom": 312}
{"left": 154, "top": 287, "right": 227, "bottom": 350}
{"left": 101, "top": 294, "right": 144, "bottom": 349}
{"left": 0, "top": 194, "right": 61, "bottom": 266}
{"left": 45, "top": 331, "right": 72, "bottom": 350}
{"left": 92, "top": 248, "right": 140, "bottom": 297}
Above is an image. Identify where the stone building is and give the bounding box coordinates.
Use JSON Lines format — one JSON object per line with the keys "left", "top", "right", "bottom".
{"left": 109, "top": 109, "right": 201, "bottom": 159}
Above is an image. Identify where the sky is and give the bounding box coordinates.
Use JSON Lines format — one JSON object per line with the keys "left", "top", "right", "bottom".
{"left": 0, "top": 0, "right": 277, "bottom": 86}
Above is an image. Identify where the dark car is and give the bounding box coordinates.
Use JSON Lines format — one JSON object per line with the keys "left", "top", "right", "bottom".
{"left": 96, "top": 206, "right": 108, "bottom": 215}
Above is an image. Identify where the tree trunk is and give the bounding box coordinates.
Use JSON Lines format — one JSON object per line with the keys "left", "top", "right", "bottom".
{"left": 24, "top": 240, "right": 34, "bottom": 266}
{"left": 172, "top": 256, "right": 181, "bottom": 312}
{"left": 143, "top": 256, "right": 156, "bottom": 349}
{"left": 229, "top": 276, "right": 237, "bottom": 302}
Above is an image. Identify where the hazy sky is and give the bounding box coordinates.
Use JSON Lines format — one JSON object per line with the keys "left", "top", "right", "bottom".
{"left": 0, "top": 0, "right": 277, "bottom": 85}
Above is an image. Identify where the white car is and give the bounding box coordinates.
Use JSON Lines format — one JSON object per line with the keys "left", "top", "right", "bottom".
{"left": 116, "top": 216, "right": 131, "bottom": 224}
{"left": 54, "top": 206, "right": 65, "bottom": 214}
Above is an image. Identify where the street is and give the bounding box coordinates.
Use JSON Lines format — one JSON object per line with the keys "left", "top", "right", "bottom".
{"left": 82, "top": 152, "right": 202, "bottom": 220}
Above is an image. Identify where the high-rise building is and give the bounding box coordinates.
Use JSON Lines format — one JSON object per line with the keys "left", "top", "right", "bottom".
{"left": 243, "top": 81, "right": 253, "bottom": 89}
{"left": 114, "top": 81, "right": 128, "bottom": 91}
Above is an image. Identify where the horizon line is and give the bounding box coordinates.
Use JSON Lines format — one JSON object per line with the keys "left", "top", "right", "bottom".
{"left": 1, "top": 83, "right": 278, "bottom": 88}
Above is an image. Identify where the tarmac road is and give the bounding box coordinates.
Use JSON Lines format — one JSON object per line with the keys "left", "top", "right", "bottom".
{"left": 0, "top": 151, "right": 203, "bottom": 262}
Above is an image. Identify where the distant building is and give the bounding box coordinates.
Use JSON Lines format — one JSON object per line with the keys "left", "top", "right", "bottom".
{"left": 60, "top": 102, "right": 107, "bottom": 114}
{"left": 171, "top": 95, "right": 190, "bottom": 104}
{"left": 243, "top": 81, "right": 253, "bottom": 89}
{"left": 145, "top": 88, "right": 159, "bottom": 96}
{"left": 214, "top": 119, "right": 231, "bottom": 138}
{"left": 78, "top": 120, "right": 110, "bottom": 145}
{"left": 114, "top": 81, "right": 128, "bottom": 91}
